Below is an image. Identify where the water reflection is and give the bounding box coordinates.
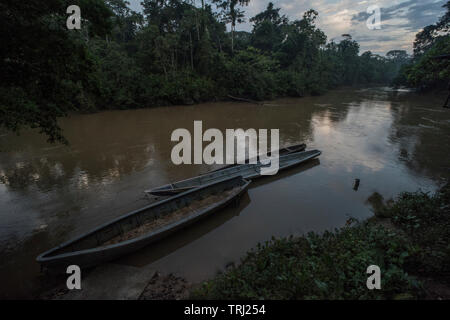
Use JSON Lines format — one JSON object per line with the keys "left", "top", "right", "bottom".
{"left": 388, "top": 92, "right": 450, "bottom": 181}
{"left": 0, "top": 87, "right": 449, "bottom": 297}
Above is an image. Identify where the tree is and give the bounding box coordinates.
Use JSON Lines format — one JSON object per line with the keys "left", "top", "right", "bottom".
{"left": 212, "top": 0, "right": 250, "bottom": 54}
{"left": 0, "top": 0, "right": 112, "bottom": 143}
{"left": 386, "top": 50, "right": 409, "bottom": 62}
{"left": 398, "top": 1, "right": 450, "bottom": 89}
{"left": 250, "top": 2, "right": 287, "bottom": 27}
{"left": 250, "top": 2, "right": 287, "bottom": 52}
{"left": 413, "top": 1, "right": 450, "bottom": 57}
{"left": 337, "top": 34, "right": 360, "bottom": 84}
{"left": 107, "top": 0, "right": 143, "bottom": 43}
{"left": 0, "top": 0, "right": 406, "bottom": 144}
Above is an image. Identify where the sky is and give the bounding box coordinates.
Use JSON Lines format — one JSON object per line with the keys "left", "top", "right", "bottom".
{"left": 127, "top": 0, "right": 447, "bottom": 55}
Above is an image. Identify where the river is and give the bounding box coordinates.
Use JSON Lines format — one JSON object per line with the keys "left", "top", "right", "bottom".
{"left": 0, "top": 87, "right": 449, "bottom": 298}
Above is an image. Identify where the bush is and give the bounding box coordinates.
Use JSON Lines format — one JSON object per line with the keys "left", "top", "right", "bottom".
{"left": 193, "top": 184, "right": 450, "bottom": 300}
{"left": 193, "top": 222, "right": 421, "bottom": 300}
{"left": 390, "top": 185, "right": 450, "bottom": 276}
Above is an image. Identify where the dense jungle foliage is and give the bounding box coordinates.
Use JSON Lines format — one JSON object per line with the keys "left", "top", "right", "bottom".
{"left": 1, "top": 0, "right": 449, "bottom": 143}
{"left": 193, "top": 183, "right": 450, "bottom": 300}
{"left": 394, "top": 1, "right": 450, "bottom": 90}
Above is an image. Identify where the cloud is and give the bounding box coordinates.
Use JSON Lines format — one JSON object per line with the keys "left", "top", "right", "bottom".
{"left": 348, "top": 0, "right": 446, "bottom": 53}
{"left": 351, "top": 0, "right": 445, "bottom": 29}
{"left": 125, "top": 0, "right": 448, "bottom": 55}
{"left": 245, "top": 0, "right": 447, "bottom": 55}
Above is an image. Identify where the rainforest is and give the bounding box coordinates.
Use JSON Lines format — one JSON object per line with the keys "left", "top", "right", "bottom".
{"left": 4, "top": 0, "right": 449, "bottom": 143}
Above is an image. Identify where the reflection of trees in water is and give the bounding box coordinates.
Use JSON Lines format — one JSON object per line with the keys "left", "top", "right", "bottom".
{"left": 0, "top": 112, "right": 166, "bottom": 193}
{"left": 0, "top": 103, "right": 320, "bottom": 254}
{"left": 306, "top": 88, "right": 368, "bottom": 127}
{"left": 6, "top": 88, "right": 422, "bottom": 197}
{"left": 307, "top": 88, "right": 449, "bottom": 182}
{"left": 365, "top": 192, "right": 394, "bottom": 218}
{"left": 3, "top": 89, "right": 445, "bottom": 196}
{"left": 0, "top": 158, "right": 69, "bottom": 191}
{"left": 0, "top": 143, "right": 160, "bottom": 193}
{"left": 387, "top": 91, "right": 450, "bottom": 181}
{"left": 0, "top": 103, "right": 321, "bottom": 194}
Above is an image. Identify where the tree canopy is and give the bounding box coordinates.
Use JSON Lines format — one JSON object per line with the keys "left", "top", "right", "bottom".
{"left": 394, "top": 1, "right": 450, "bottom": 89}
{"left": 1, "top": 0, "right": 416, "bottom": 143}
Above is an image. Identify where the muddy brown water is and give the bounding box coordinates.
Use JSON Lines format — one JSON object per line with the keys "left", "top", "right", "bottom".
{"left": 1, "top": 87, "right": 449, "bottom": 298}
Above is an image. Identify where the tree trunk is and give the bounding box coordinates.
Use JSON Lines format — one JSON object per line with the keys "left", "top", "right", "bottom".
{"left": 189, "top": 32, "right": 194, "bottom": 70}
{"left": 163, "top": 65, "right": 168, "bottom": 81}
{"left": 231, "top": 24, "right": 235, "bottom": 55}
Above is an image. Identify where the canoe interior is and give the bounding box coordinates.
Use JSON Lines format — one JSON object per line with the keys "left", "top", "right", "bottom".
{"left": 41, "top": 176, "right": 248, "bottom": 259}
{"left": 150, "top": 149, "right": 321, "bottom": 194}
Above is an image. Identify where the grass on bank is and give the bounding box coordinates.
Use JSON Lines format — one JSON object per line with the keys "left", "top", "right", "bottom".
{"left": 192, "top": 184, "right": 450, "bottom": 300}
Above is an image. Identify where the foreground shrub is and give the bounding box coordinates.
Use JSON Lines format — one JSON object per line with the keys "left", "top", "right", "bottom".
{"left": 390, "top": 185, "right": 450, "bottom": 277}
{"left": 193, "top": 184, "right": 450, "bottom": 300}
{"left": 193, "top": 222, "right": 421, "bottom": 300}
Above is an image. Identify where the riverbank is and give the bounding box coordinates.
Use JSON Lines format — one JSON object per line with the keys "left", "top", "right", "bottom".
{"left": 2, "top": 88, "right": 448, "bottom": 298}
{"left": 43, "top": 182, "right": 450, "bottom": 300}
{"left": 39, "top": 265, "right": 191, "bottom": 300}
{"left": 192, "top": 183, "right": 450, "bottom": 300}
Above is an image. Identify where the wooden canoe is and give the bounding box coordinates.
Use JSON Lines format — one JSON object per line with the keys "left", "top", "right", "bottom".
{"left": 211, "top": 143, "right": 306, "bottom": 172}
{"left": 147, "top": 149, "right": 321, "bottom": 196}
{"left": 37, "top": 176, "right": 251, "bottom": 270}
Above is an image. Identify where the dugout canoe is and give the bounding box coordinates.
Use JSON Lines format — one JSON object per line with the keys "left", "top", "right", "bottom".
{"left": 147, "top": 149, "right": 321, "bottom": 196}
{"left": 37, "top": 176, "right": 251, "bottom": 270}
{"left": 211, "top": 143, "right": 306, "bottom": 172}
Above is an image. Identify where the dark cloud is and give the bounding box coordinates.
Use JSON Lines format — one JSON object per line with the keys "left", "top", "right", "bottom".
{"left": 352, "top": 0, "right": 446, "bottom": 30}
{"left": 124, "top": 0, "right": 448, "bottom": 54}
